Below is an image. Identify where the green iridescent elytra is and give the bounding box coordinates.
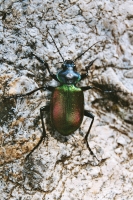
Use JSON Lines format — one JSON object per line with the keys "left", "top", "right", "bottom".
{"left": 50, "top": 85, "right": 84, "bottom": 136}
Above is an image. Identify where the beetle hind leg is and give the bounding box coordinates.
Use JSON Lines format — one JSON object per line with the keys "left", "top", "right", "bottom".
{"left": 84, "top": 110, "right": 99, "bottom": 162}
{"left": 25, "top": 105, "right": 50, "bottom": 160}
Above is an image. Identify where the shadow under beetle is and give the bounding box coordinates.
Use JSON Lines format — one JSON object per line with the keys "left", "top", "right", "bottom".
{"left": 6, "top": 32, "right": 114, "bottom": 160}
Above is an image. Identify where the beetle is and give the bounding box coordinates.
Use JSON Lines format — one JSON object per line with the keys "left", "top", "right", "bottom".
{"left": 5, "top": 32, "right": 113, "bottom": 159}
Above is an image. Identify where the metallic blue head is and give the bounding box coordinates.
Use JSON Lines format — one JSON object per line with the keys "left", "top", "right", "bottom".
{"left": 57, "top": 60, "right": 81, "bottom": 84}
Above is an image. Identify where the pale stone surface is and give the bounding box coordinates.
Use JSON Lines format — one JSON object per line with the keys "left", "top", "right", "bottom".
{"left": 0, "top": 0, "right": 133, "bottom": 199}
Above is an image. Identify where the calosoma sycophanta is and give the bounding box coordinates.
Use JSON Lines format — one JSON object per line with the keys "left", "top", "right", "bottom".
{"left": 5, "top": 32, "right": 113, "bottom": 159}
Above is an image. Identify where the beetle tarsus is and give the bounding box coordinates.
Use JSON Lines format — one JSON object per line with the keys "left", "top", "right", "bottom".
{"left": 85, "top": 58, "right": 98, "bottom": 72}
{"left": 80, "top": 58, "right": 97, "bottom": 80}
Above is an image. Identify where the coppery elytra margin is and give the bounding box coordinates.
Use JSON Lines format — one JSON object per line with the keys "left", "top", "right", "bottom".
{"left": 4, "top": 31, "right": 117, "bottom": 161}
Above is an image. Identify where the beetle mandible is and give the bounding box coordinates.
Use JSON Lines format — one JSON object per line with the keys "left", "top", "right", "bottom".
{"left": 6, "top": 31, "right": 111, "bottom": 159}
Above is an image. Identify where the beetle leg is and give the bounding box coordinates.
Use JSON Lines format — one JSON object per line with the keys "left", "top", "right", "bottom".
{"left": 80, "top": 58, "right": 97, "bottom": 80}
{"left": 26, "top": 105, "right": 50, "bottom": 159}
{"left": 81, "top": 86, "right": 121, "bottom": 94}
{"left": 84, "top": 110, "right": 95, "bottom": 155}
{"left": 32, "top": 53, "right": 59, "bottom": 82}
{"left": 3, "top": 85, "right": 55, "bottom": 99}
{"left": 81, "top": 86, "right": 102, "bottom": 92}
{"left": 84, "top": 110, "right": 100, "bottom": 162}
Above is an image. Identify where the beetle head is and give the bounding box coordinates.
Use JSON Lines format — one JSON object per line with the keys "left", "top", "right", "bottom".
{"left": 57, "top": 60, "right": 81, "bottom": 84}
{"left": 62, "top": 60, "right": 76, "bottom": 69}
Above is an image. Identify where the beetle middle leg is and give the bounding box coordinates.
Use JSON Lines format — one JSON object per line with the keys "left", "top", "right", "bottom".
{"left": 3, "top": 85, "right": 55, "bottom": 99}
{"left": 81, "top": 85, "right": 121, "bottom": 94}
{"left": 32, "top": 53, "right": 59, "bottom": 82}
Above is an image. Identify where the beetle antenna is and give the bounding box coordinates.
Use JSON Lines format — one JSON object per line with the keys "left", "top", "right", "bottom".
{"left": 48, "top": 31, "right": 65, "bottom": 62}
{"left": 74, "top": 41, "right": 103, "bottom": 61}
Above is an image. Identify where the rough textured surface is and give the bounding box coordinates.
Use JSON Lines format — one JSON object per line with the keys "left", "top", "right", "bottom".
{"left": 0, "top": 0, "right": 133, "bottom": 199}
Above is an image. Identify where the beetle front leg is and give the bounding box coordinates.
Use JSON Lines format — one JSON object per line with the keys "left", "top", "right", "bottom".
{"left": 32, "top": 53, "right": 59, "bottom": 82}
{"left": 26, "top": 105, "right": 50, "bottom": 159}
{"left": 80, "top": 58, "right": 97, "bottom": 80}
